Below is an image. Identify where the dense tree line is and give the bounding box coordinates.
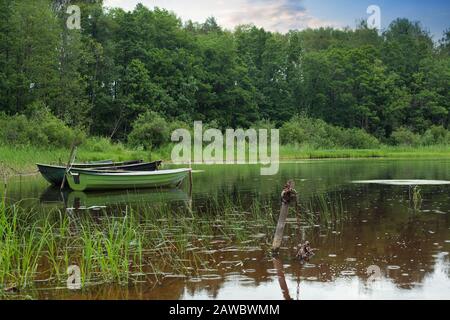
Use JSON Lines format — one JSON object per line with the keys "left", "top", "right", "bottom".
{"left": 0, "top": 0, "right": 449, "bottom": 146}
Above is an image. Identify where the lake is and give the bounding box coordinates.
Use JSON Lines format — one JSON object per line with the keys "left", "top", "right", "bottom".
{"left": 1, "top": 159, "right": 450, "bottom": 300}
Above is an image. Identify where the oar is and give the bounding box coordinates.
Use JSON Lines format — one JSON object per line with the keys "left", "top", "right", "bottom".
{"left": 60, "top": 143, "right": 78, "bottom": 190}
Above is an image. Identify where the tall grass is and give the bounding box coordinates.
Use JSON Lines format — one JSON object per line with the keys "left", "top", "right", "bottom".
{"left": 300, "top": 192, "right": 346, "bottom": 228}
{"left": 279, "top": 144, "right": 450, "bottom": 160}
{"left": 2, "top": 141, "right": 449, "bottom": 175}
{"left": 0, "top": 202, "right": 48, "bottom": 288}
{"left": 0, "top": 190, "right": 348, "bottom": 292}
{"left": 0, "top": 139, "right": 150, "bottom": 173}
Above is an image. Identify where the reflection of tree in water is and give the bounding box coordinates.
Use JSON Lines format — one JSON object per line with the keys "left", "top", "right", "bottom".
{"left": 10, "top": 162, "right": 450, "bottom": 299}
{"left": 310, "top": 183, "right": 450, "bottom": 289}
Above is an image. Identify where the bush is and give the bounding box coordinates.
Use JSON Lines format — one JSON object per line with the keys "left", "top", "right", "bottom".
{"left": 0, "top": 106, "right": 85, "bottom": 148}
{"left": 280, "top": 115, "right": 330, "bottom": 148}
{"left": 128, "top": 111, "right": 170, "bottom": 150}
{"left": 280, "top": 115, "right": 379, "bottom": 149}
{"left": 420, "top": 126, "right": 450, "bottom": 146}
{"left": 84, "top": 137, "right": 125, "bottom": 153}
{"left": 167, "top": 120, "right": 192, "bottom": 136}
{"left": 35, "top": 108, "right": 86, "bottom": 147}
{"left": 390, "top": 127, "right": 421, "bottom": 147}
{"left": 254, "top": 119, "right": 277, "bottom": 131}
{"left": 340, "top": 128, "right": 380, "bottom": 149}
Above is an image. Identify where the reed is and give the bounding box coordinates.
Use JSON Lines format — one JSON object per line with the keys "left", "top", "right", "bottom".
{"left": 0, "top": 190, "right": 347, "bottom": 293}
{"left": 301, "top": 192, "right": 346, "bottom": 228}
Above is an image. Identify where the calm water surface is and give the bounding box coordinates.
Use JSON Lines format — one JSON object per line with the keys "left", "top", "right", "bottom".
{"left": 2, "top": 159, "right": 450, "bottom": 300}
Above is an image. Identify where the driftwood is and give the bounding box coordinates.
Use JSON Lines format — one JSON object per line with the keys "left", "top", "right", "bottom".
{"left": 272, "top": 180, "right": 297, "bottom": 253}
{"left": 271, "top": 180, "right": 315, "bottom": 261}
{"left": 296, "top": 241, "right": 315, "bottom": 261}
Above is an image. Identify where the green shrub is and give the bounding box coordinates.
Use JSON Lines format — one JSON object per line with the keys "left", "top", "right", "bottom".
{"left": 0, "top": 114, "right": 46, "bottom": 146}
{"left": 340, "top": 128, "right": 380, "bottom": 149}
{"left": 390, "top": 127, "right": 421, "bottom": 147}
{"left": 128, "top": 111, "right": 169, "bottom": 150}
{"left": 420, "top": 126, "right": 450, "bottom": 146}
{"left": 167, "top": 120, "right": 192, "bottom": 136}
{"left": 35, "top": 109, "right": 86, "bottom": 147}
{"left": 253, "top": 119, "right": 277, "bottom": 131}
{"left": 0, "top": 107, "right": 85, "bottom": 148}
{"left": 280, "top": 115, "right": 379, "bottom": 149}
{"left": 84, "top": 137, "right": 125, "bottom": 153}
{"left": 280, "top": 115, "right": 330, "bottom": 147}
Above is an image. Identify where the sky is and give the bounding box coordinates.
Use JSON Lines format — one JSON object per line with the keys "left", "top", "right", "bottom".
{"left": 103, "top": 0, "right": 450, "bottom": 39}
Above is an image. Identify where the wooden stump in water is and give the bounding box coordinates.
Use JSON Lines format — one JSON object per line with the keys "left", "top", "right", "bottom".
{"left": 272, "top": 258, "right": 292, "bottom": 300}
{"left": 296, "top": 241, "right": 315, "bottom": 261}
{"left": 272, "top": 180, "right": 297, "bottom": 254}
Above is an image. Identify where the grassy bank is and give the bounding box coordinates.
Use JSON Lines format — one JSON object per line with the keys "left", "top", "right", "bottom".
{"left": 1, "top": 143, "right": 449, "bottom": 174}
{"left": 279, "top": 145, "right": 450, "bottom": 160}
{"left": 0, "top": 138, "right": 153, "bottom": 174}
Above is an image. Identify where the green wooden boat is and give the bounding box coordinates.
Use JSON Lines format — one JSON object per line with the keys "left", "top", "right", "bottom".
{"left": 37, "top": 160, "right": 159, "bottom": 186}
{"left": 65, "top": 168, "right": 191, "bottom": 191}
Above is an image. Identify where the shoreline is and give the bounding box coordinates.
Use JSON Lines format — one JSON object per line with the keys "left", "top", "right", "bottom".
{"left": 1, "top": 144, "right": 449, "bottom": 174}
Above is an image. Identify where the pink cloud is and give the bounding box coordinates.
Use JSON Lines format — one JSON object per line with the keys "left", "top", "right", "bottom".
{"left": 103, "top": 0, "right": 342, "bottom": 33}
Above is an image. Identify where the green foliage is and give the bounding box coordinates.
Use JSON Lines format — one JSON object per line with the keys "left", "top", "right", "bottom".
{"left": 128, "top": 111, "right": 170, "bottom": 150}
{"left": 280, "top": 115, "right": 380, "bottom": 149}
{"left": 0, "top": 110, "right": 85, "bottom": 148}
{"left": 83, "top": 136, "right": 125, "bottom": 153}
{"left": 0, "top": 1, "right": 448, "bottom": 150}
{"left": 390, "top": 127, "right": 421, "bottom": 146}
{"left": 341, "top": 128, "right": 381, "bottom": 149}
{"left": 421, "top": 126, "right": 450, "bottom": 145}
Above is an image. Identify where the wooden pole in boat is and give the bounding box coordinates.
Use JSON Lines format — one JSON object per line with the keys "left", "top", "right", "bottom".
{"left": 272, "top": 180, "right": 297, "bottom": 254}
{"left": 188, "top": 168, "right": 193, "bottom": 197}
{"left": 60, "top": 143, "right": 78, "bottom": 190}
{"left": 188, "top": 157, "right": 193, "bottom": 197}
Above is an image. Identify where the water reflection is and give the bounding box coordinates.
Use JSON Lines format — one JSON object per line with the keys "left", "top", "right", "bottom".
{"left": 39, "top": 187, "right": 190, "bottom": 210}
{"left": 1, "top": 159, "right": 449, "bottom": 299}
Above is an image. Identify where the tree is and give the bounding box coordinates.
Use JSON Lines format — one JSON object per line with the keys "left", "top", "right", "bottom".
{"left": 382, "top": 19, "right": 433, "bottom": 86}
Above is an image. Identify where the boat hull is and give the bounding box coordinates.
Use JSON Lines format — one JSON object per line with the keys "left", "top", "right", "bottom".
{"left": 37, "top": 161, "right": 161, "bottom": 186}
{"left": 65, "top": 168, "right": 191, "bottom": 191}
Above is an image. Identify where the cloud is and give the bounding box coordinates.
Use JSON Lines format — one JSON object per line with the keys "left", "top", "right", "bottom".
{"left": 222, "top": 0, "right": 341, "bottom": 32}
{"left": 103, "top": 0, "right": 342, "bottom": 33}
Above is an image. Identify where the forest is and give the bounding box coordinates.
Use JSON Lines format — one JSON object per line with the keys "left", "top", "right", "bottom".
{"left": 0, "top": 0, "right": 449, "bottom": 153}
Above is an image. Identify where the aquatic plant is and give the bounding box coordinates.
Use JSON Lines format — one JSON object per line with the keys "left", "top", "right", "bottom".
{"left": 0, "top": 190, "right": 347, "bottom": 294}
{"left": 301, "top": 192, "right": 346, "bottom": 228}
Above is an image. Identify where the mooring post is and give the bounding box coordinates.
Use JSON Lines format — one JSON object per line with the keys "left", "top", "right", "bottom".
{"left": 272, "top": 180, "right": 297, "bottom": 253}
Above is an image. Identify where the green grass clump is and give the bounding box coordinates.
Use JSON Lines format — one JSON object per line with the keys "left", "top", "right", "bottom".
{"left": 0, "top": 139, "right": 151, "bottom": 173}
{"left": 0, "top": 188, "right": 350, "bottom": 294}
{"left": 279, "top": 145, "right": 450, "bottom": 160}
